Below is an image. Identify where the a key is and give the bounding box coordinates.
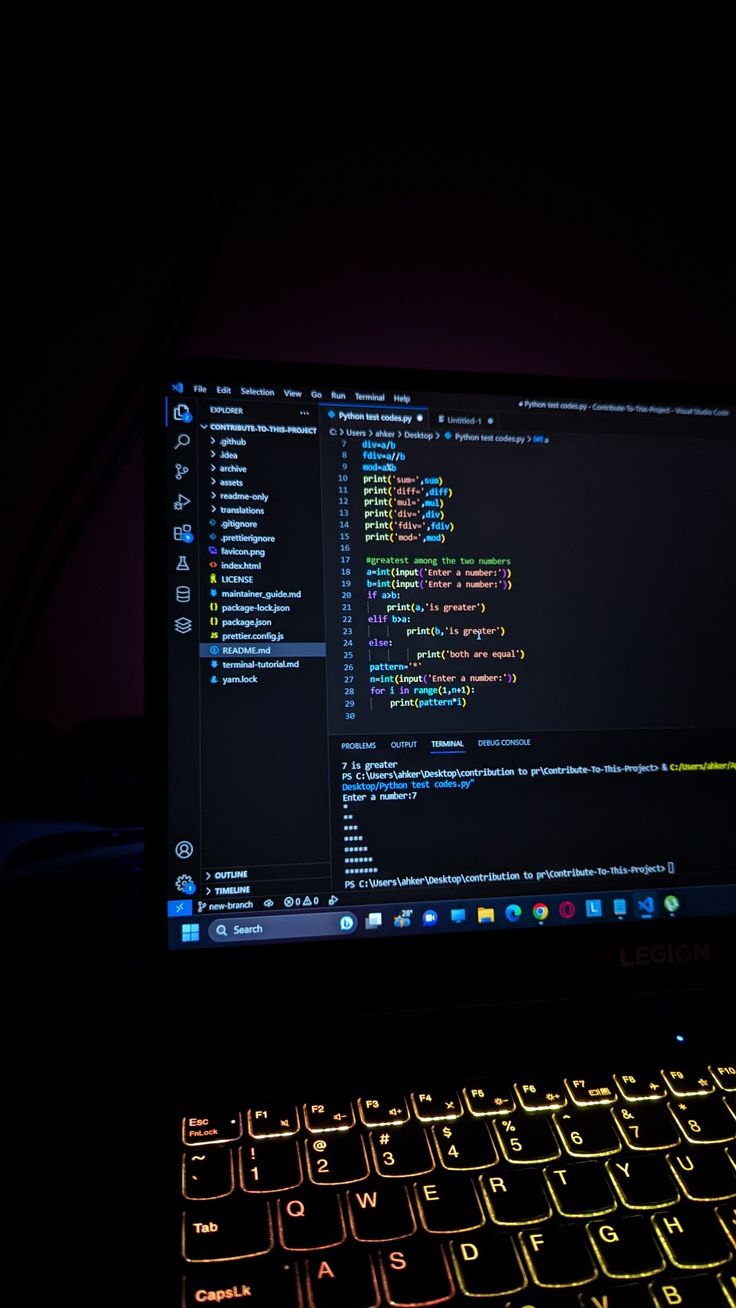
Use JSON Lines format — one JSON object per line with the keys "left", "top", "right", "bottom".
{"left": 650, "top": 1275, "right": 726, "bottom": 1307}
{"left": 183, "top": 1259, "right": 300, "bottom": 1306}
{"left": 652, "top": 1206, "right": 733, "bottom": 1268}
{"left": 183, "top": 1112, "right": 242, "bottom": 1145}
{"left": 347, "top": 1183, "right": 416, "bottom": 1242}
{"left": 606, "top": 1153, "right": 679, "bottom": 1209}
{"left": 414, "top": 1174, "right": 485, "bottom": 1233}
{"left": 432, "top": 1116, "right": 497, "bottom": 1170}
{"left": 463, "top": 1084, "right": 515, "bottom": 1116}
{"left": 519, "top": 1223, "right": 597, "bottom": 1287}
{"left": 480, "top": 1169, "right": 552, "bottom": 1225}
{"left": 369, "top": 1124, "right": 434, "bottom": 1177}
{"left": 182, "top": 1198, "right": 272, "bottom": 1261}
{"left": 613, "top": 1101, "right": 680, "bottom": 1151}
{"left": 357, "top": 1095, "right": 409, "bottom": 1127}
{"left": 304, "top": 1101, "right": 355, "bottom": 1132}
{"left": 668, "top": 1146, "right": 736, "bottom": 1200}
{"left": 668, "top": 1097, "right": 736, "bottom": 1144}
{"left": 614, "top": 1073, "right": 666, "bottom": 1102}
{"left": 240, "top": 1139, "right": 302, "bottom": 1192}
{"left": 247, "top": 1104, "right": 299, "bottom": 1138}
{"left": 450, "top": 1229, "right": 528, "bottom": 1298}
{"left": 717, "top": 1202, "right": 736, "bottom": 1246}
{"left": 411, "top": 1089, "right": 463, "bottom": 1121}
{"left": 377, "top": 1237, "right": 455, "bottom": 1305}
{"left": 277, "top": 1190, "right": 345, "bottom": 1251}
{"left": 555, "top": 1107, "right": 621, "bottom": 1158}
{"left": 515, "top": 1079, "right": 567, "bottom": 1111}
{"left": 494, "top": 1110, "right": 561, "bottom": 1163}
{"left": 304, "top": 1248, "right": 380, "bottom": 1307}
{"left": 662, "top": 1069, "right": 714, "bottom": 1097}
{"left": 586, "top": 1215, "right": 665, "bottom": 1278}
{"left": 183, "top": 1147, "right": 234, "bottom": 1199}
{"left": 544, "top": 1161, "right": 616, "bottom": 1217}
{"left": 711, "top": 1066, "right": 736, "bottom": 1092}
{"left": 305, "top": 1132, "right": 369, "bottom": 1184}
{"left": 564, "top": 1076, "right": 617, "bottom": 1106}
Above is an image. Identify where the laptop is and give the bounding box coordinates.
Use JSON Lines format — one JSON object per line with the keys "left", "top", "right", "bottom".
{"left": 153, "top": 360, "right": 736, "bottom": 1306}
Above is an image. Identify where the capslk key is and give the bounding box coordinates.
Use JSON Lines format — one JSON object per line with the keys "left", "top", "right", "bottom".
{"left": 183, "top": 1260, "right": 300, "bottom": 1307}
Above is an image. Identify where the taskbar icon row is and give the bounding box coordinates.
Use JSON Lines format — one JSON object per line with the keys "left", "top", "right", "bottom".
{"left": 360, "top": 890, "right": 682, "bottom": 934}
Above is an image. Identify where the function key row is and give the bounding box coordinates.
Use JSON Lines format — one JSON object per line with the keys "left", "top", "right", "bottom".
{"left": 182, "top": 1068, "right": 736, "bottom": 1145}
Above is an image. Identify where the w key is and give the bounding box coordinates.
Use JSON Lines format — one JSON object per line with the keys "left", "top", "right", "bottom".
{"left": 347, "top": 1183, "right": 416, "bottom": 1241}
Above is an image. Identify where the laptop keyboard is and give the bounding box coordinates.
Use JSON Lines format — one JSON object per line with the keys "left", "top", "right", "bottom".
{"left": 180, "top": 1064, "right": 736, "bottom": 1306}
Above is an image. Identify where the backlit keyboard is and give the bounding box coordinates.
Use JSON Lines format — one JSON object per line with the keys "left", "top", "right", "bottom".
{"left": 180, "top": 1065, "right": 736, "bottom": 1305}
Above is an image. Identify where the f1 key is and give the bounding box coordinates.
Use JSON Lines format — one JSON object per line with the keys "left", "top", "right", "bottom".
{"left": 247, "top": 1105, "right": 299, "bottom": 1138}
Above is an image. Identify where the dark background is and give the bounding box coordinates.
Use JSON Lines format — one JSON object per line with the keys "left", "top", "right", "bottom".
{"left": 3, "top": 94, "right": 733, "bottom": 738}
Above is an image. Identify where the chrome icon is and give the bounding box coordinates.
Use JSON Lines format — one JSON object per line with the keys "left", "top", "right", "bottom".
{"left": 532, "top": 902, "right": 549, "bottom": 922}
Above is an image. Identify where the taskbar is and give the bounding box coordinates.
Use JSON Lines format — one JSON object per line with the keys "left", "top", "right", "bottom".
{"left": 168, "top": 883, "right": 736, "bottom": 948}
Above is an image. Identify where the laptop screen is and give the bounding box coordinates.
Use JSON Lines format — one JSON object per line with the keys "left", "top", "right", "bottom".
{"left": 158, "top": 363, "right": 735, "bottom": 952}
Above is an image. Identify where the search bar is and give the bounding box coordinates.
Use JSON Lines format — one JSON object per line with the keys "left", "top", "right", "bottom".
{"left": 207, "top": 911, "right": 357, "bottom": 944}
